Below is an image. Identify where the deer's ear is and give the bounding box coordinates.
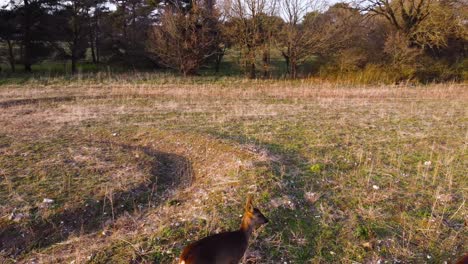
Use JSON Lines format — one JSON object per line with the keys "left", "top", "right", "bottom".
{"left": 245, "top": 195, "right": 253, "bottom": 212}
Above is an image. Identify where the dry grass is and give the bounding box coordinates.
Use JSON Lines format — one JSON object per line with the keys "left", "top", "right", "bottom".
{"left": 0, "top": 80, "right": 466, "bottom": 263}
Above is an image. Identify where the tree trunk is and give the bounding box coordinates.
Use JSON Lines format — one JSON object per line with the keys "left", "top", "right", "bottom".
{"left": 90, "top": 29, "right": 96, "bottom": 64}
{"left": 6, "top": 39, "right": 15, "bottom": 72}
{"left": 122, "top": 3, "right": 127, "bottom": 40}
{"left": 95, "top": 8, "right": 101, "bottom": 65}
{"left": 249, "top": 62, "right": 256, "bottom": 79}
{"left": 23, "top": 0, "right": 32, "bottom": 72}
{"left": 71, "top": 5, "right": 79, "bottom": 75}
{"left": 96, "top": 38, "right": 100, "bottom": 64}
{"left": 282, "top": 51, "right": 290, "bottom": 75}
{"left": 248, "top": 49, "right": 256, "bottom": 79}
{"left": 95, "top": 26, "right": 100, "bottom": 65}
{"left": 71, "top": 38, "right": 77, "bottom": 74}
{"left": 262, "top": 49, "right": 270, "bottom": 78}
{"left": 290, "top": 59, "right": 297, "bottom": 79}
{"left": 182, "top": 68, "right": 188, "bottom": 77}
{"left": 71, "top": 54, "right": 77, "bottom": 74}
{"left": 215, "top": 49, "right": 225, "bottom": 73}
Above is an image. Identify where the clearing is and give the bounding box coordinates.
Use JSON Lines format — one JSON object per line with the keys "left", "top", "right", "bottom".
{"left": 0, "top": 79, "right": 466, "bottom": 263}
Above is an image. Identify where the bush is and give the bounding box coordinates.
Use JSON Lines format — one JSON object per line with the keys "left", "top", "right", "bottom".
{"left": 317, "top": 63, "right": 401, "bottom": 84}
{"left": 414, "top": 57, "right": 464, "bottom": 83}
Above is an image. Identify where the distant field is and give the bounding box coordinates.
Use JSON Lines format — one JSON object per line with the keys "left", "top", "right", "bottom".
{"left": 0, "top": 79, "right": 466, "bottom": 263}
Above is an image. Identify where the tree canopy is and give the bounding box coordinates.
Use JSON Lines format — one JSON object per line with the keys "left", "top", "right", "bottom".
{"left": 0, "top": 0, "right": 466, "bottom": 81}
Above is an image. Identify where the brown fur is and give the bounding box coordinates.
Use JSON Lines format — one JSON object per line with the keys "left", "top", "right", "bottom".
{"left": 455, "top": 254, "right": 468, "bottom": 264}
{"left": 179, "top": 197, "right": 268, "bottom": 264}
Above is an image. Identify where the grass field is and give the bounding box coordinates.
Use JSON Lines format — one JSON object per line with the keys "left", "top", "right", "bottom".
{"left": 0, "top": 78, "right": 466, "bottom": 263}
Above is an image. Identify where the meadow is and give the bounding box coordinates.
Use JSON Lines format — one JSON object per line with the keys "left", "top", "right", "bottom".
{"left": 0, "top": 76, "right": 466, "bottom": 263}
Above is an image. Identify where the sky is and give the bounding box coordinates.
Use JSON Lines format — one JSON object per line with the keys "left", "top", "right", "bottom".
{"left": 0, "top": 0, "right": 339, "bottom": 13}
{"left": 0, "top": 0, "right": 118, "bottom": 10}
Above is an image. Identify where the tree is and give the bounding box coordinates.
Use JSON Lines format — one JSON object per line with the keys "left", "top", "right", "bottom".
{"left": 316, "top": 3, "right": 372, "bottom": 70}
{"left": 0, "top": 9, "right": 19, "bottom": 72}
{"left": 108, "top": 0, "right": 156, "bottom": 67}
{"left": 148, "top": 1, "right": 221, "bottom": 76}
{"left": 278, "top": 1, "right": 358, "bottom": 78}
{"left": 411, "top": 0, "right": 467, "bottom": 53}
{"left": 87, "top": 0, "right": 108, "bottom": 65}
{"left": 258, "top": 14, "right": 282, "bottom": 78}
{"left": 278, "top": 0, "right": 320, "bottom": 78}
{"left": 358, "top": 0, "right": 433, "bottom": 45}
{"left": 327, "top": 14, "right": 389, "bottom": 73}
{"left": 360, "top": 0, "right": 466, "bottom": 79}
{"left": 228, "top": 0, "right": 276, "bottom": 78}
{"left": 7, "top": 0, "right": 58, "bottom": 72}
{"left": 54, "top": 0, "right": 94, "bottom": 74}
{"left": 210, "top": 1, "right": 236, "bottom": 73}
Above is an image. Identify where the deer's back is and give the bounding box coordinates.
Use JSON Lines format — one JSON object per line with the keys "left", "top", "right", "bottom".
{"left": 455, "top": 254, "right": 468, "bottom": 264}
{"left": 180, "top": 230, "right": 248, "bottom": 264}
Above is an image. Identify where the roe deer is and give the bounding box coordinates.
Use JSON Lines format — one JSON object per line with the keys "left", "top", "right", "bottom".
{"left": 179, "top": 196, "right": 268, "bottom": 264}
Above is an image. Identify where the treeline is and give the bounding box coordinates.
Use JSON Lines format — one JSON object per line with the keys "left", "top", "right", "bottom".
{"left": 0, "top": 0, "right": 466, "bottom": 82}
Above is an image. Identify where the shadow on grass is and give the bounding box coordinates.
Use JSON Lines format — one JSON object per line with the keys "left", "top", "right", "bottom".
{"left": 0, "top": 93, "right": 182, "bottom": 109}
{"left": 204, "top": 130, "right": 321, "bottom": 262}
{"left": 0, "top": 96, "right": 81, "bottom": 108}
{"left": 0, "top": 142, "right": 193, "bottom": 259}
{"left": 0, "top": 95, "right": 127, "bottom": 108}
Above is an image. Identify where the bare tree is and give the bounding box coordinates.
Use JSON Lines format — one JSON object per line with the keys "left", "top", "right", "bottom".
{"left": 358, "top": 0, "right": 466, "bottom": 64}
{"left": 148, "top": 1, "right": 221, "bottom": 76}
{"left": 213, "top": 3, "right": 233, "bottom": 73}
{"left": 58, "top": 0, "right": 92, "bottom": 74}
{"left": 0, "top": 9, "right": 18, "bottom": 72}
{"left": 110, "top": 0, "right": 155, "bottom": 68}
{"left": 410, "top": 0, "right": 466, "bottom": 50}
{"left": 327, "top": 9, "right": 388, "bottom": 73}
{"left": 278, "top": 0, "right": 321, "bottom": 78}
{"left": 228, "top": 0, "right": 277, "bottom": 78}
{"left": 358, "top": 0, "right": 434, "bottom": 45}
{"left": 7, "top": 0, "right": 56, "bottom": 72}
{"left": 88, "top": 0, "right": 107, "bottom": 65}
{"left": 278, "top": 1, "right": 358, "bottom": 78}
{"left": 258, "top": 13, "right": 282, "bottom": 78}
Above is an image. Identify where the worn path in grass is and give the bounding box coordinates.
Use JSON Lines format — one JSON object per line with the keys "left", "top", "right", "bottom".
{"left": 0, "top": 82, "right": 466, "bottom": 263}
